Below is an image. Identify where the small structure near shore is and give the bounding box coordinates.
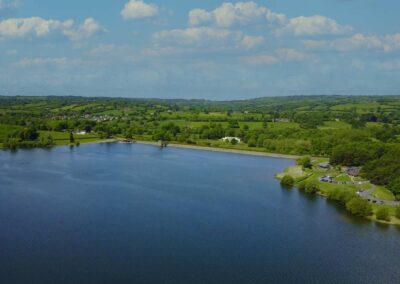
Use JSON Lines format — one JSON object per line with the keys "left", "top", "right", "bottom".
{"left": 158, "top": 140, "right": 168, "bottom": 148}
{"left": 319, "top": 176, "right": 333, "bottom": 183}
{"left": 318, "top": 163, "right": 331, "bottom": 170}
{"left": 119, "top": 139, "right": 136, "bottom": 144}
{"left": 346, "top": 167, "right": 361, "bottom": 177}
{"left": 222, "top": 137, "right": 241, "bottom": 143}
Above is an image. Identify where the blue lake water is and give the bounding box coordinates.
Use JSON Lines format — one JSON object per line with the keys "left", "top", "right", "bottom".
{"left": 0, "top": 143, "right": 399, "bottom": 284}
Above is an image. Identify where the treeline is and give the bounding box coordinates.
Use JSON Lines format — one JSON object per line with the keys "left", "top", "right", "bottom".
{"left": 2, "top": 126, "right": 54, "bottom": 150}
{"left": 330, "top": 142, "right": 400, "bottom": 199}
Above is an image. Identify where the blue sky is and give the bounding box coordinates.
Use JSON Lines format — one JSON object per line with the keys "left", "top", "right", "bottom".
{"left": 1, "top": 0, "right": 400, "bottom": 100}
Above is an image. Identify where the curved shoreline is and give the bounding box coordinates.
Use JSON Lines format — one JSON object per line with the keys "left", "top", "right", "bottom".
{"left": 134, "top": 140, "right": 300, "bottom": 160}
{"left": 1, "top": 138, "right": 300, "bottom": 160}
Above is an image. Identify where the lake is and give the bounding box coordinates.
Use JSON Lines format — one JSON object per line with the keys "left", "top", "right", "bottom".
{"left": 0, "top": 143, "right": 399, "bottom": 284}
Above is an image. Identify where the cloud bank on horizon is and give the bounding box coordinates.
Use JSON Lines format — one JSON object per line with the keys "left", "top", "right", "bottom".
{"left": 0, "top": 0, "right": 399, "bottom": 99}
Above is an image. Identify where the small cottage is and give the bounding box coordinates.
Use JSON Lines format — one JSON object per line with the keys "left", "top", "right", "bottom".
{"left": 318, "top": 163, "right": 331, "bottom": 170}
{"left": 346, "top": 167, "right": 360, "bottom": 177}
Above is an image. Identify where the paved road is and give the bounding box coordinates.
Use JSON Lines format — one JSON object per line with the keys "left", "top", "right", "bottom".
{"left": 357, "top": 188, "right": 400, "bottom": 206}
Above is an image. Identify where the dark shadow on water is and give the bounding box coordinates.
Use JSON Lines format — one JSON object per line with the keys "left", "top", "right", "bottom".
{"left": 297, "top": 189, "right": 319, "bottom": 202}
{"left": 325, "top": 199, "right": 373, "bottom": 227}
{"left": 375, "top": 222, "right": 391, "bottom": 232}
{"left": 280, "top": 184, "right": 294, "bottom": 190}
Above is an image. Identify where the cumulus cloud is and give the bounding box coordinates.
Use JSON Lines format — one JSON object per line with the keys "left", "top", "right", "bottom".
{"left": 237, "top": 35, "right": 264, "bottom": 49}
{"left": 189, "top": 1, "right": 287, "bottom": 28}
{"left": 0, "top": 17, "right": 104, "bottom": 41}
{"left": 276, "top": 48, "right": 307, "bottom": 61}
{"left": 242, "top": 48, "right": 307, "bottom": 65}
{"left": 63, "top": 18, "right": 105, "bottom": 41}
{"left": 303, "top": 33, "right": 400, "bottom": 52}
{"left": 277, "top": 15, "right": 353, "bottom": 36}
{"left": 154, "top": 27, "right": 240, "bottom": 46}
{"left": 154, "top": 26, "right": 264, "bottom": 51}
{"left": 121, "top": 0, "right": 158, "bottom": 20}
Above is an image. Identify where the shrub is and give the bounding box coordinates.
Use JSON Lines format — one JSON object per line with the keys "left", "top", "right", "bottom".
{"left": 395, "top": 207, "right": 400, "bottom": 219}
{"left": 327, "top": 189, "right": 356, "bottom": 205}
{"left": 281, "top": 175, "right": 295, "bottom": 188}
{"left": 297, "top": 156, "right": 312, "bottom": 169}
{"left": 345, "top": 198, "right": 373, "bottom": 217}
{"left": 304, "top": 182, "right": 319, "bottom": 194}
{"left": 298, "top": 182, "right": 306, "bottom": 191}
{"left": 375, "top": 207, "right": 390, "bottom": 221}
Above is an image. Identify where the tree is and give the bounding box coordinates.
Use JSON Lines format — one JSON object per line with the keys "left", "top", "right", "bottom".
{"left": 262, "top": 119, "right": 268, "bottom": 129}
{"left": 327, "top": 188, "right": 356, "bottom": 205}
{"left": 330, "top": 143, "right": 374, "bottom": 166}
{"left": 247, "top": 137, "right": 257, "bottom": 147}
{"left": 304, "top": 182, "right": 319, "bottom": 194}
{"left": 297, "top": 156, "right": 312, "bottom": 169}
{"left": 281, "top": 175, "right": 295, "bottom": 188}
{"left": 84, "top": 125, "right": 92, "bottom": 133}
{"left": 345, "top": 198, "right": 373, "bottom": 217}
{"left": 395, "top": 207, "right": 400, "bottom": 219}
{"left": 20, "top": 126, "right": 39, "bottom": 141}
{"left": 375, "top": 207, "right": 390, "bottom": 221}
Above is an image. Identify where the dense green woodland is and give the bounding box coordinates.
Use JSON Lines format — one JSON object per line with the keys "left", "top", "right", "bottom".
{"left": 1, "top": 95, "right": 400, "bottom": 198}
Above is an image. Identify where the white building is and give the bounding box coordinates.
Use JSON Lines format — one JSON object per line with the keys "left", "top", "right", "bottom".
{"left": 222, "top": 137, "right": 241, "bottom": 143}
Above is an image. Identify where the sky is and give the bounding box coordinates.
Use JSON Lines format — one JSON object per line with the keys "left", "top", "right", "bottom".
{"left": 1, "top": 0, "right": 400, "bottom": 100}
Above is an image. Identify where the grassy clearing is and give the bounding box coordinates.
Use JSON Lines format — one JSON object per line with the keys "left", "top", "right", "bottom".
{"left": 39, "top": 131, "right": 103, "bottom": 145}
{"left": 0, "top": 124, "right": 22, "bottom": 140}
{"left": 319, "top": 121, "right": 351, "bottom": 129}
{"left": 373, "top": 187, "right": 395, "bottom": 201}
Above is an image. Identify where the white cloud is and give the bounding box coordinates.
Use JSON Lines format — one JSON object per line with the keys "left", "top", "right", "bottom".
{"left": 237, "top": 35, "right": 264, "bottom": 49}
{"left": 303, "top": 33, "right": 400, "bottom": 52}
{"left": 276, "top": 48, "right": 306, "bottom": 61}
{"left": 189, "top": 9, "right": 213, "bottom": 26}
{"left": 188, "top": 1, "right": 287, "bottom": 28}
{"left": 0, "top": 17, "right": 72, "bottom": 38}
{"left": 14, "top": 57, "right": 82, "bottom": 67}
{"left": 242, "top": 54, "right": 278, "bottom": 65}
{"left": 277, "top": 15, "right": 353, "bottom": 36}
{"left": 154, "top": 26, "right": 264, "bottom": 51}
{"left": 242, "top": 48, "right": 307, "bottom": 65}
{"left": 385, "top": 33, "right": 400, "bottom": 52}
{"left": 63, "top": 18, "right": 104, "bottom": 41}
{"left": 121, "top": 0, "right": 158, "bottom": 20}
{"left": 0, "top": 17, "right": 104, "bottom": 41}
{"left": 154, "top": 27, "right": 241, "bottom": 46}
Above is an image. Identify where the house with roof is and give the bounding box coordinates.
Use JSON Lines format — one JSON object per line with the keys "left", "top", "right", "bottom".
{"left": 318, "top": 163, "right": 331, "bottom": 170}
{"left": 319, "top": 176, "right": 333, "bottom": 183}
{"left": 346, "top": 167, "right": 361, "bottom": 177}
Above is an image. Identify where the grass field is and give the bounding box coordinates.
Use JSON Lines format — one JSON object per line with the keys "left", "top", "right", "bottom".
{"left": 39, "top": 131, "right": 103, "bottom": 145}
{"left": 0, "top": 124, "right": 22, "bottom": 140}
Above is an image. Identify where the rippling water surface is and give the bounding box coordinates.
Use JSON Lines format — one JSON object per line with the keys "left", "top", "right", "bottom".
{"left": 0, "top": 143, "right": 399, "bottom": 284}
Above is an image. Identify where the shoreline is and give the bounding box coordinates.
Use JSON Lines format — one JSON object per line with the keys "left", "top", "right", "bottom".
{"left": 134, "top": 140, "right": 299, "bottom": 160}
{"left": 277, "top": 165, "right": 400, "bottom": 226}
{"left": 1, "top": 138, "right": 299, "bottom": 160}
